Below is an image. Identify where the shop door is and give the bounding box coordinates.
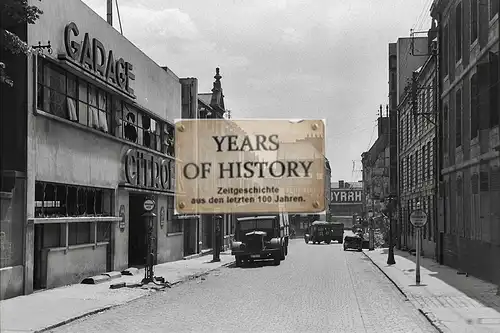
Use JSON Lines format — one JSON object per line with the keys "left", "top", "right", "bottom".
{"left": 128, "top": 194, "right": 148, "bottom": 267}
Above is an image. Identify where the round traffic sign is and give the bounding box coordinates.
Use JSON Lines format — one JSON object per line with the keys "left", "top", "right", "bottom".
{"left": 143, "top": 199, "right": 156, "bottom": 212}
{"left": 410, "top": 209, "right": 427, "bottom": 227}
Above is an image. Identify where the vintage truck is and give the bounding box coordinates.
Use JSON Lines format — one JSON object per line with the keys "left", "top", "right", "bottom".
{"left": 231, "top": 213, "right": 290, "bottom": 267}
{"left": 304, "top": 221, "right": 344, "bottom": 244}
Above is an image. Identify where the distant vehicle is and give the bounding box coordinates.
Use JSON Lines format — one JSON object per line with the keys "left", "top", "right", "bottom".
{"left": 343, "top": 233, "right": 363, "bottom": 252}
{"left": 231, "top": 213, "right": 289, "bottom": 267}
{"left": 304, "top": 221, "right": 344, "bottom": 244}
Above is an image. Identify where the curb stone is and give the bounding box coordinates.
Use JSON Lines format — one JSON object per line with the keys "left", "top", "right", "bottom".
{"left": 362, "top": 251, "right": 408, "bottom": 298}
{"left": 36, "top": 260, "right": 235, "bottom": 333}
{"left": 418, "top": 309, "right": 446, "bottom": 333}
{"left": 362, "top": 251, "right": 445, "bottom": 333}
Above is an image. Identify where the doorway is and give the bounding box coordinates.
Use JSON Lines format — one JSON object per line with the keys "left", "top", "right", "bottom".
{"left": 128, "top": 193, "right": 153, "bottom": 267}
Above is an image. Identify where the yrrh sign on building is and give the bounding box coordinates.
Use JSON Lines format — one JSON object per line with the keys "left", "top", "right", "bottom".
{"left": 175, "top": 119, "right": 325, "bottom": 214}
{"left": 330, "top": 190, "right": 362, "bottom": 204}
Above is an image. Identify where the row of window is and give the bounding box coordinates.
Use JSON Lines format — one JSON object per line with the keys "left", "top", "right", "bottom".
{"left": 35, "top": 181, "right": 113, "bottom": 218}
{"left": 37, "top": 57, "right": 175, "bottom": 157}
{"left": 401, "top": 86, "right": 435, "bottom": 150}
{"left": 442, "top": 167, "right": 500, "bottom": 239}
{"left": 400, "top": 141, "right": 435, "bottom": 192}
{"left": 442, "top": 0, "right": 499, "bottom": 76}
{"left": 442, "top": 52, "right": 499, "bottom": 152}
{"left": 35, "top": 180, "right": 182, "bottom": 242}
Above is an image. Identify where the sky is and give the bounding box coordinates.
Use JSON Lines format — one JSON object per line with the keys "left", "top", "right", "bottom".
{"left": 82, "top": 0, "right": 433, "bottom": 182}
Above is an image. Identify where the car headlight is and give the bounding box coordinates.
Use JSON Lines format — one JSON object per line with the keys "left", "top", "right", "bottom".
{"left": 231, "top": 241, "right": 243, "bottom": 250}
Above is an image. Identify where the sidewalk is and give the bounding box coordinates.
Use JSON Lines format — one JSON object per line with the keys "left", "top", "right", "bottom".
{"left": 0, "top": 252, "right": 234, "bottom": 333}
{"left": 364, "top": 248, "right": 500, "bottom": 333}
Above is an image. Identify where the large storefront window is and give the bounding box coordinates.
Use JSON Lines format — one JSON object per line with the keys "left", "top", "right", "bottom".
{"left": 34, "top": 181, "right": 113, "bottom": 246}
{"left": 36, "top": 57, "right": 176, "bottom": 157}
{"left": 34, "top": 181, "right": 112, "bottom": 218}
{"left": 37, "top": 58, "right": 113, "bottom": 134}
{"left": 118, "top": 102, "right": 175, "bottom": 156}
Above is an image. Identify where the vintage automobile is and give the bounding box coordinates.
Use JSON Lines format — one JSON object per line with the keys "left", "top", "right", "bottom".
{"left": 304, "top": 221, "right": 344, "bottom": 244}
{"left": 343, "top": 230, "right": 363, "bottom": 251}
{"left": 231, "top": 213, "right": 289, "bottom": 267}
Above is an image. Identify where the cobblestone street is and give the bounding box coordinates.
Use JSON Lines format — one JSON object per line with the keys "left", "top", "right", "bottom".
{"left": 49, "top": 239, "right": 437, "bottom": 333}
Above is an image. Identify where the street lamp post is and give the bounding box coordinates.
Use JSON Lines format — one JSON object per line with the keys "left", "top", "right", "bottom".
{"left": 212, "top": 214, "right": 222, "bottom": 262}
{"left": 387, "top": 195, "right": 396, "bottom": 265}
{"left": 368, "top": 210, "right": 374, "bottom": 251}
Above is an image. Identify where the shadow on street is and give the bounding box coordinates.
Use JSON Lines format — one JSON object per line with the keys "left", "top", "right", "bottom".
{"left": 378, "top": 248, "right": 500, "bottom": 310}
{"left": 227, "top": 260, "right": 277, "bottom": 269}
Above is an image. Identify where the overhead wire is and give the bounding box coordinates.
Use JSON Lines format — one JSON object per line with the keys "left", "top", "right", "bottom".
{"left": 115, "top": 0, "right": 123, "bottom": 35}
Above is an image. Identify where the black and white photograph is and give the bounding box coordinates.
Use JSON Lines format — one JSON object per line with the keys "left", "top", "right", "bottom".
{"left": 1, "top": 0, "right": 499, "bottom": 332}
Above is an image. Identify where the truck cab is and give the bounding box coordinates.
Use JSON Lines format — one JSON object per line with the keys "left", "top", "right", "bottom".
{"left": 231, "top": 212, "right": 289, "bottom": 267}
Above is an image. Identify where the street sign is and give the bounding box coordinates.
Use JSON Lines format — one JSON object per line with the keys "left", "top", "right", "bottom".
{"left": 410, "top": 209, "right": 427, "bottom": 227}
{"left": 143, "top": 199, "right": 156, "bottom": 212}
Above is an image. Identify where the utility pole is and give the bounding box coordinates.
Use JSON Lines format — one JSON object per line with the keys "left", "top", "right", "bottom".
{"left": 387, "top": 195, "right": 396, "bottom": 265}
{"left": 106, "top": 0, "right": 113, "bottom": 25}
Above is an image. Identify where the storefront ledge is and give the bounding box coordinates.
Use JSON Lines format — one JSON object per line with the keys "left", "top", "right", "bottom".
{"left": 0, "top": 191, "right": 13, "bottom": 199}
{"left": 47, "top": 242, "right": 109, "bottom": 255}
{"left": 81, "top": 275, "right": 111, "bottom": 285}
{"left": 183, "top": 249, "right": 213, "bottom": 260}
{"left": 121, "top": 267, "right": 140, "bottom": 276}
{"left": 441, "top": 150, "right": 500, "bottom": 175}
{"left": 118, "top": 183, "right": 174, "bottom": 195}
{"left": 102, "top": 271, "right": 122, "bottom": 280}
{"left": 167, "top": 232, "right": 183, "bottom": 237}
{"left": 29, "top": 216, "right": 123, "bottom": 224}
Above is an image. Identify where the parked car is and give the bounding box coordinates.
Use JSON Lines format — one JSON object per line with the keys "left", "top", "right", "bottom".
{"left": 343, "top": 234, "right": 363, "bottom": 251}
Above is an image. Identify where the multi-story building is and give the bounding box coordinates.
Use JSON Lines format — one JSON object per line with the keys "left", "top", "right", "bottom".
{"left": 389, "top": 37, "right": 430, "bottom": 248}
{"left": 397, "top": 37, "right": 438, "bottom": 257}
{"left": 430, "top": 0, "right": 500, "bottom": 284}
{"left": 0, "top": 0, "right": 189, "bottom": 299}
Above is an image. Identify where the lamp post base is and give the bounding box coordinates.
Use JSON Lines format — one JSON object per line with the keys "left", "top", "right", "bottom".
{"left": 387, "top": 250, "right": 396, "bottom": 265}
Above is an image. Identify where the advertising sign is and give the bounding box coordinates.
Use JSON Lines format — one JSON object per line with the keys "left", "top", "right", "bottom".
{"left": 330, "top": 189, "right": 362, "bottom": 204}
{"left": 175, "top": 119, "right": 325, "bottom": 214}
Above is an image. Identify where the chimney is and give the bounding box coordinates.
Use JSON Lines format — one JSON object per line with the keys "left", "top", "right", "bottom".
{"left": 339, "top": 180, "right": 345, "bottom": 189}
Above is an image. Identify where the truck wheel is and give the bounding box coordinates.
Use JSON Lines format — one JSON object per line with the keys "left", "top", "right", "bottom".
{"left": 235, "top": 256, "right": 242, "bottom": 267}
{"left": 274, "top": 254, "right": 281, "bottom": 265}
{"left": 326, "top": 239, "right": 331, "bottom": 244}
{"left": 280, "top": 248, "right": 285, "bottom": 260}
{"left": 338, "top": 239, "right": 343, "bottom": 244}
